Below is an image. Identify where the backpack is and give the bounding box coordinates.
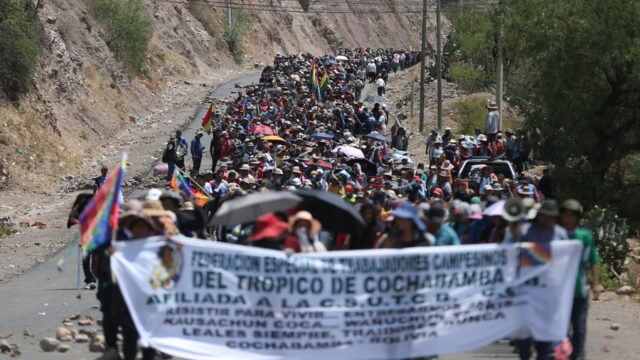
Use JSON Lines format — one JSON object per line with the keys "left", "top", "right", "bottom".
{"left": 161, "top": 143, "right": 172, "bottom": 163}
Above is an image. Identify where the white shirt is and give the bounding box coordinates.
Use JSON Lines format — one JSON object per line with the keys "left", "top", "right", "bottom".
{"left": 485, "top": 110, "right": 500, "bottom": 134}
{"left": 366, "top": 63, "right": 377, "bottom": 73}
{"left": 376, "top": 78, "right": 385, "bottom": 88}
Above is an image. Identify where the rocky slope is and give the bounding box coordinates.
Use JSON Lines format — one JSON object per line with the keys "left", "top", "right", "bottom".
{"left": 0, "top": 0, "right": 433, "bottom": 193}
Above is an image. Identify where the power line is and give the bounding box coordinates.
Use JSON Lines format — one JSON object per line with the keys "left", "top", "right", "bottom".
{"left": 151, "top": 0, "right": 492, "bottom": 14}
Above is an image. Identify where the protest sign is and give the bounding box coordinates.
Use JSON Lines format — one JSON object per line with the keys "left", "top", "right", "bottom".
{"left": 111, "top": 237, "right": 581, "bottom": 360}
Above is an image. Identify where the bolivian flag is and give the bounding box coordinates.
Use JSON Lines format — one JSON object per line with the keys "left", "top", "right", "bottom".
{"left": 201, "top": 104, "right": 213, "bottom": 134}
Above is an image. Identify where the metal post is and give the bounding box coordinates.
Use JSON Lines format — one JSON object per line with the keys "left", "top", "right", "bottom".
{"left": 419, "top": 0, "right": 427, "bottom": 133}
{"left": 227, "top": 0, "right": 233, "bottom": 29}
{"left": 436, "top": 0, "right": 442, "bottom": 130}
{"left": 496, "top": 0, "right": 505, "bottom": 131}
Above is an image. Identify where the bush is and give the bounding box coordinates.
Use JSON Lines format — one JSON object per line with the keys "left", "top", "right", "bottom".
{"left": 448, "top": 62, "right": 486, "bottom": 92}
{"left": 598, "top": 263, "right": 619, "bottom": 291}
{"left": 0, "top": 0, "right": 40, "bottom": 99}
{"left": 223, "top": 10, "right": 250, "bottom": 64}
{"left": 85, "top": 0, "right": 154, "bottom": 76}
{"left": 581, "top": 206, "right": 630, "bottom": 276}
{"left": 452, "top": 97, "right": 486, "bottom": 135}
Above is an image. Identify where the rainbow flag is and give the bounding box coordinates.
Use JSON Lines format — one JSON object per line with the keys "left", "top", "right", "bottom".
{"left": 319, "top": 72, "right": 329, "bottom": 100}
{"left": 310, "top": 58, "right": 320, "bottom": 101}
{"left": 170, "top": 170, "right": 210, "bottom": 207}
{"left": 201, "top": 104, "right": 213, "bottom": 134}
{"left": 519, "top": 242, "right": 552, "bottom": 266}
{"left": 79, "top": 155, "right": 126, "bottom": 254}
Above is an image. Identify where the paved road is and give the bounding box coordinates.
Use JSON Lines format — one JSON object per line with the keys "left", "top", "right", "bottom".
{"left": 0, "top": 71, "right": 518, "bottom": 360}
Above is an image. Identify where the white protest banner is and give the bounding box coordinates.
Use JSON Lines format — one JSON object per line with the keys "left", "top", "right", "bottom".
{"left": 111, "top": 237, "right": 581, "bottom": 360}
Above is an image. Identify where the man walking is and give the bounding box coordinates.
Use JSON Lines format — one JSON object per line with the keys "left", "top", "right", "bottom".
{"left": 560, "top": 199, "right": 601, "bottom": 360}
{"left": 190, "top": 130, "right": 205, "bottom": 174}
{"left": 376, "top": 76, "right": 386, "bottom": 96}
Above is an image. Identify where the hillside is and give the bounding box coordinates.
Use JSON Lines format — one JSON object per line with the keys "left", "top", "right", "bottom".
{"left": 0, "top": 0, "right": 432, "bottom": 194}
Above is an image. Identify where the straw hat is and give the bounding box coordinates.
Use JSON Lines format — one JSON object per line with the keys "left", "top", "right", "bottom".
{"left": 441, "top": 160, "right": 454, "bottom": 171}
{"left": 288, "top": 211, "right": 321, "bottom": 235}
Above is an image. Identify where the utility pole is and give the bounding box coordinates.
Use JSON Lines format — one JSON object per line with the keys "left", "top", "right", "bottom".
{"left": 418, "top": 0, "right": 427, "bottom": 133}
{"left": 436, "top": 0, "right": 442, "bottom": 130}
{"left": 227, "top": 0, "right": 233, "bottom": 29}
{"left": 459, "top": 0, "right": 463, "bottom": 17}
{"left": 496, "top": 0, "right": 505, "bottom": 131}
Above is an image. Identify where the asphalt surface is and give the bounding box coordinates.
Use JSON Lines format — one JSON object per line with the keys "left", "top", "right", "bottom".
{"left": 0, "top": 72, "right": 518, "bottom": 360}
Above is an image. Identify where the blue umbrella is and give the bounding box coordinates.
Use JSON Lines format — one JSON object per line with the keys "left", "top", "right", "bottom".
{"left": 311, "top": 133, "right": 334, "bottom": 140}
{"left": 365, "top": 133, "right": 387, "bottom": 142}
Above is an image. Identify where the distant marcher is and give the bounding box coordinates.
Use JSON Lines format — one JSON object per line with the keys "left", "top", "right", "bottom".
{"left": 94, "top": 166, "right": 108, "bottom": 193}
{"left": 376, "top": 76, "right": 386, "bottom": 96}
{"left": 560, "top": 199, "right": 602, "bottom": 360}
{"left": 485, "top": 101, "right": 500, "bottom": 142}
{"left": 190, "top": 130, "right": 205, "bottom": 173}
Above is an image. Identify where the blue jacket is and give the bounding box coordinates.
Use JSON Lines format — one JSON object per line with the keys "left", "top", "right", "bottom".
{"left": 191, "top": 138, "right": 204, "bottom": 157}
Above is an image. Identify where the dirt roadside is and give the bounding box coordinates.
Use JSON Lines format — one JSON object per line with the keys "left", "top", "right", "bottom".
{"left": 0, "top": 68, "right": 255, "bottom": 283}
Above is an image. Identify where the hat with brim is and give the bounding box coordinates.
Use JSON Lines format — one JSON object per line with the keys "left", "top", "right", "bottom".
{"left": 288, "top": 210, "right": 322, "bottom": 235}
{"left": 242, "top": 176, "right": 256, "bottom": 185}
{"left": 561, "top": 199, "right": 583, "bottom": 215}
{"left": 441, "top": 161, "right": 454, "bottom": 171}
{"left": 537, "top": 200, "right": 560, "bottom": 217}
{"left": 391, "top": 203, "right": 426, "bottom": 231}
{"left": 467, "top": 204, "right": 483, "bottom": 220}
{"left": 252, "top": 213, "right": 289, "bottom": 241}
{"left": 141, "top": 200, "right": 176, "bottom": 221}
{"left": 119, "top": 211, "right": 160, "bottom": 232}
{"left": 160, "top": 190, "right": 183, "bottom": 205}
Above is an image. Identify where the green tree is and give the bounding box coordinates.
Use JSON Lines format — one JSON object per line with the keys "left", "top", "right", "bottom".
{"left": 0, "top": 0, "right": 40, "bottom": 99}
{"left": 452, "top": 97, "right": 486, "bottom": 135}
{"left": 86, "top": 0, "right": 154, "bottom": 76}
{"left": 223, "top": 9, "right": 250, "bottom": 64}
{"left": 435, "top": 10, "right": 497, "bottom": 90}
{"left": 448, "top": 62, "right": 485, "bottom": 92}
{"left": 504, "top": 0, "right": 640, "bottom": 223}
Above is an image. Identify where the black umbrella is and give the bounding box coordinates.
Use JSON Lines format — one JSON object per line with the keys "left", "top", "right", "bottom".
{"left": 295, "top": 189, "right": 365, "bottom": 234}
{"left": 365, "top": 133, "right": 387, "bottom": 142}
{"left": 346, "top": 157, "right": 375, "bottom": 167}
{"left": 265, "top": 88, "right": 283, "bottom": 96}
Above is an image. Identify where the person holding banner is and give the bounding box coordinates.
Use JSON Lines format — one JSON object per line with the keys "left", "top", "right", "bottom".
{"left": 560, "top": 199, "right": 602, "bottom": 360}
{"left": 376, "top": 202, "right": 431, "bottom": 248}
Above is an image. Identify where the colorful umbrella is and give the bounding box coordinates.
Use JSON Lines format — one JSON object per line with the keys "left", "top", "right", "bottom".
{"left": 263, "top": 135, "right": 289, "bottom": 146}
{"left": 248, "top": 125, "right": 276, "bottom": 135}
{"left": 333, "top": 145, "right": 364, "bottom": 158}
{"left": 365, "top": 133, "right": 387, "bottom": 142}
{"left": 311, "top": 133, "right": 334, "bottom": 140}
{"left": 304, "top": 159, "right": 332, "bottom": 170}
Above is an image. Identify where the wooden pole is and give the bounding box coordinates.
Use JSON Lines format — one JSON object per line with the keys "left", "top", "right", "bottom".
{"left": 419, "top": 0, "right": 427, "bottom": 133}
